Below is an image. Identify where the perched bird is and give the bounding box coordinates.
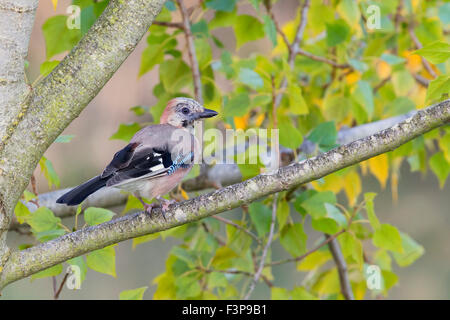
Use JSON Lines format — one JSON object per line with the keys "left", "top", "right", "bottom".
{"left": 56, "top": 97, "right": 218, "bottom": 217}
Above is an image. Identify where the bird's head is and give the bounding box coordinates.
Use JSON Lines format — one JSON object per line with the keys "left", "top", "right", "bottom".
{"left": 160, "top": 97, "right": 218, "bottom": 129}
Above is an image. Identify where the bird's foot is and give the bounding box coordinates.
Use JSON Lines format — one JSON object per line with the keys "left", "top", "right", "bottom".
{"left": 156, "top": 197, "right": 176, "bottom": 220}
{"left": 143, "top": 202, "right": 158, "bottom": 216}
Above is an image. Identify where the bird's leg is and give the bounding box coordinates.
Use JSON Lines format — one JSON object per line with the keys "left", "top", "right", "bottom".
{"left": 137, "top": 196, "right": 157, "bottom": 216}
{"left": 156, "top": 196, "right": 176, "bottom": 220}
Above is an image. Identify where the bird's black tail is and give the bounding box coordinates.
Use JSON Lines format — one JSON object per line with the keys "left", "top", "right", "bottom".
{"left": 56, "top": 175, "right": 108, "bottom": 206}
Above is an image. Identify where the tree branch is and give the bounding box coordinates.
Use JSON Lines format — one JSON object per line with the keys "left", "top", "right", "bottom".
{"left": 0, "top": 0, "right": 38, "bottom": 271}
{"left": 9, "top": 109, "right": 420, "bottom": 225}
{"left": 0, "top": 99, "right": 448, "bottom": 290}
{"left": 0, "top": 0, "right": 166, "bottom": 270}
{"left": 326, "top": 235, "right": 354, "bottom": 300}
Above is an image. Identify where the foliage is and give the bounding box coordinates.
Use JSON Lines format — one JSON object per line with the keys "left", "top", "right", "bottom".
{"left": 14, "top": 0, "right": 450, "bottom": 299}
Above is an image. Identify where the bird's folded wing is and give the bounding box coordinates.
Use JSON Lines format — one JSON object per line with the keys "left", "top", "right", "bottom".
{"left": 100, "top": 140, "right": 194, "bottom": 188}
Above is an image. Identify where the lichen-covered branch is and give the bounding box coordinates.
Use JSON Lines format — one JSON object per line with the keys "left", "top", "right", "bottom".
{"left": 12, "top": 109, "right": 420, "bottom": 223}
{"left": 0, "top": 0, "right": 166, "bottom": 270}
{"left": 1, "top": 99, "right": 448, "bottom": 290}
{"left": 0, "top": 0, "right": 38, "bottom": 271}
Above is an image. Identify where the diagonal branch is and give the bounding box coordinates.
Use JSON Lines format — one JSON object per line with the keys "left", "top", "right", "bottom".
{"left": 327, "top": 235, "right": 354, "bottom": 300}
{"left": 0, "top": 99, "right": 448, "bottom": 290}
{"left": 7, "top": 108, "right": 421, "bottom": 228}
{"left": 0, "top": 0, "right": 166, "bottom": 269}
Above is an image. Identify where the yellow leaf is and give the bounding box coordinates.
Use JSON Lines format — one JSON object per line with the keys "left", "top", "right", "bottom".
{"left": 51, "top": 0, "right": 58, "bottom": 11}
{"left": 254, "top": 113, "right": 265, "bottom": 127}
{"left": 345, "top": 71, "right": 360, "bottom": 85}
{"left": 405, "top": 52, "right": 422, "bottom": 73}
{"left": 360, "top": 160, "right": 368, "bottom": 175}
{"left": 233, "top": 114, "right": 249, "bottom": 130}
{"left": 311, "top": 172, "right": 343, "bottom": 194}
{"left": 180, "top": 188, "right": 189, "bottom": 200}
{"left": 368, "top": 154, "right": 389, "bottom": 188}
{"left": 343, "top": 170, "right": 361, "bottom": 206}
{"left": 376, "top": 60, "right": 391, "bottom": 79}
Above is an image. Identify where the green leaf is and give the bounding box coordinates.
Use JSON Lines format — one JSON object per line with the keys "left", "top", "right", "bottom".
{"left": 414, "top": 41, "right": 450, "bottom": 64}
{"left": 31, "top": 264, "right": 63, "bottom": 280}
{"left": 337, "top": 0, "right": 360, "bottom": 28}
{"left": 207, "top": 272, "right": 228, "bottom": 289}
{"left": 40, "top": 60, "right": 60, "bottom": 77}
{"left": 86, "top": 245, "right": 116, "bottom": 277}
{"left": 224, "top": 93, "right": 250, "bottom": 117}
{"left": 80, "top": 5, "right": 96, "bottom": 35}
{"left": 297, "top": 250, "right": 331, "bottom": 271}
{"left": 249, "top": 202, "right": 272, "bottom": 236}
{"left": 35, "top": 229, "right": 66, "bottom": 242}
{"left": 391, "top": 232, "right": 425, "bottom": 267}
{"left": 280, "top": 223, "right": 307, "bottom": 257}
{"left": 84, "top": 207, "right": 115, "bottom": 226}
{"left": 14, "top": 201, "right": 31, "bottom": 224}
{"left": 55, "top": 135, "right": 75, "bottom": 143}
{"left": 291, "top": 287, "right": 318, "bottom": 300}
{"left": 276, "top": 199, "right": 290, "bottom": 231}
{"left": 120, "top": 287, "right": 148, "bottom": 300}
{"left": 373, "top": 224, "right": 403, "bottom": 253}
{"left": 392, "top": 70, "right": 415, "bottom": 97}
{"left": 271, "top": 287, "right": 291, "bottom": 300}
{"left": 311, "top": 218, "right": 339, "bottom": 234}
{"left": 279, "top": 117, "right": 303, "bottom": 150}
{"left": 67, "top": 256, "right": 87, "bottom": 283}
{"left": 139, "top": 33, "right": 177, "bottom": 76}
{"left": 206, "top": 0, "right": 236, "bottom": 12}
{"left": 263, "top": 15, "right": 277, "bottom": 47}
{"left": 238, "top": 68, "right": 263, "bottom": 89}
{"left": 42, "top": 15, "right": 81, "bottom": 59}
{"left": 364, "top": 192, "right": 380, "bottom": 230}
{"left": 287, "top": 84, "right": 308, "bottom": 115}
{"left": 234, "top": 15, "right": 264, "bottom": 49}
{"left": 209, "top": 10, "right": 236, "bottom": 29}
{"left": 301, "top": 191, "right": 336, "bottom": 219}
{"left": 426, "top": 75, "right": 450, "bottom": 103}
{"left": 339, "top": 232, "right": 363, "bottom": 267}
{"left": 159, "top": 58, "right": 191, "bottom": 92}
{"left": 307, "top": 122, "right": 337, "bottom": 148}
{"left": 165, "top": 0, "right": 176, "bottom": 11}
{"left": 109, "top": 123, "right": 141, "bottom": 142}
{"left": 39, "top": 156, "right": 60, "bottom": 188}
{"left": 132, "top": 233, "right": 160, "bottom": 249}
{"left": 175, "top": 273, "right": 202, "bottom": 299}
{"left": 429, "top": 151, "right": 450, "bottom": 188}
{"left": 326, "top": 19, "right": 350, "bottom": 47}
{"left": 26, "top": 207, "right": 61, "bottom": 233}
{"left": 353, "top": 80, "right": 374, "bottom": 119}
{"left": 380, "top": 53, "right": 406, "bottom": 65}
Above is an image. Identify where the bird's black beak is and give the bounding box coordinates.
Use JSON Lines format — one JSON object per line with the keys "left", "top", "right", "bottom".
{"left": 198, "top": 108, "right": 218, "bottom": 119}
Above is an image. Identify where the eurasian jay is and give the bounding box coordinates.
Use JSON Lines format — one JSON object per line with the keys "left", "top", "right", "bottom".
{"left": 56, "top": 97, "right": 218, "bottom": 217}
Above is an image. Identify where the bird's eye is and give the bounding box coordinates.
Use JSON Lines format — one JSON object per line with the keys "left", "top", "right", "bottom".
{"left": 181, "top": 107, "right": 190, "bottom": 115}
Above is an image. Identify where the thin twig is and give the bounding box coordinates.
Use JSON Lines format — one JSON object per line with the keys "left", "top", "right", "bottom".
{"left": 327, "top": 235, "right": 354, "bottom": 300}
{"left": 243, "top": 194, "right": 278, "bottom": 300}
{"left": 263, "top": 0, "right": 290, "bottom": 51}
{"left": 273, "top": 0, "right": 311, "bottom": 108}
{"left": 373, "top": 76, "right": 391, "bottom": 93}
{"left": 211, "top": 216, "right": 260, "bottom": 244}
{"left": 54, "top": 272, "right": 69, "bottom": 300}
{"left": 408, "top": 24, "right": 437, "bottom": 78}
{"left": 198, "top": 267, "right": 274, "bottom": 288}
{"left": 413, "top": 73, "right": 430, "bottom": 87}
{"left": 267, "top": 229, "right": 346, "bottom": 267}
{"left": 297, "top": 49, "right": 350, "bottom": 69}
{"left": 177, "top": 0, "right": 203, "bottom": 104}
{"left": 152, "top": 20, "right": 184, "bottom": 29}
{"left": 201, "top": 221, "right": 226, "bottom": 246}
